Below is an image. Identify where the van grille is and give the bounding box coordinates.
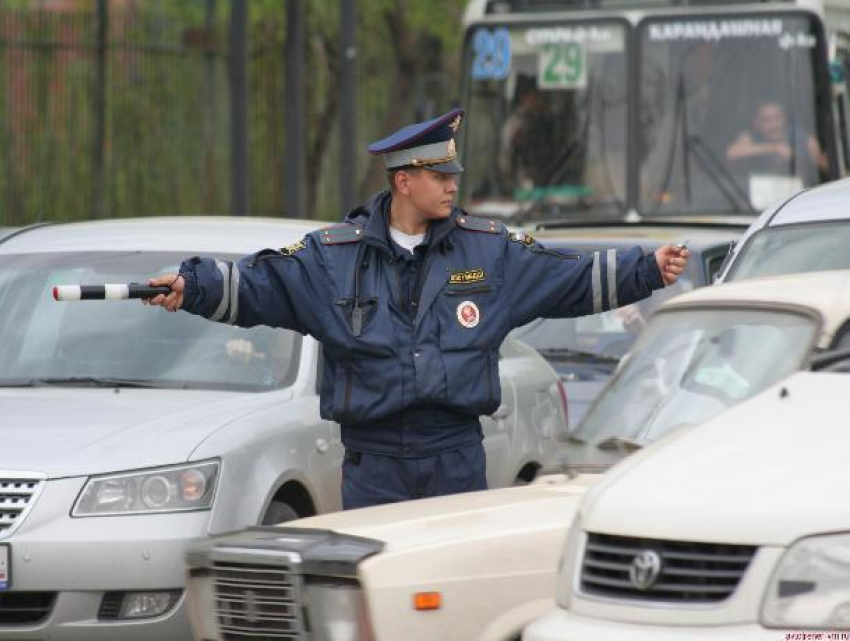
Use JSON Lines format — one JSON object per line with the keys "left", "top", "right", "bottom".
{"left": 0, "top": 476, "right": 43, "bottom": 538}
{"left": 581, "top": 532, "right": 756, "bottom": 603}
{"left": 212, "top": 562, "right": 306, "bottom": 640}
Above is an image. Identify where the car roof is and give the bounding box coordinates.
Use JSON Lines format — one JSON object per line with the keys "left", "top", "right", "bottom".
{"left": 0, "top": 217, "right": 323, "bottom": 255}
{"left": 766, "top": 177, "right": 850, "bottom": 227}
{"left": 533, "top": 223, "right": 743, "bottom": 250}
{"left": 660, "top": 269, "right": 850, "bottom": 339}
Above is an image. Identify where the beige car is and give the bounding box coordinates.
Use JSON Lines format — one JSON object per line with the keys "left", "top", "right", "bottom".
{"left": 185, "top": 270, "right": 850, "bottom": 641}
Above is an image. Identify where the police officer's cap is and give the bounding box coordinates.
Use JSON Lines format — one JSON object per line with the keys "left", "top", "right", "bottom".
{"left": 367, "top": 108, "right": 465, "bottom": 175}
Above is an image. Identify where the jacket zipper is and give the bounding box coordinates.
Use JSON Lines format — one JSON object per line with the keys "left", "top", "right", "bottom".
{"left": 532, "top": 248, "right": 581, "bottom": 260}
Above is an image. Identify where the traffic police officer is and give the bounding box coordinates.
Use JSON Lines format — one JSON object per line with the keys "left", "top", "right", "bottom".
{"left": 146, "top": 108, "right": 689, "bottom": 510}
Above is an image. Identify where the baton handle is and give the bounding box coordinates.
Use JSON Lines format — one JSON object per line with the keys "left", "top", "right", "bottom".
{"left": 52, "top": 283, "right": 172, "bottom": 301}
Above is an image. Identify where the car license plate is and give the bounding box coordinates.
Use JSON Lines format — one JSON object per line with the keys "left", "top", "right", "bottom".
{"left": 0, "top": 544, "right": 9, "bottom": 590}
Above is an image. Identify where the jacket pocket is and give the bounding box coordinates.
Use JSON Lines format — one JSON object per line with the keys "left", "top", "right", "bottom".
{"left": 331, "top": 358, "right": 405, "bottom": 423}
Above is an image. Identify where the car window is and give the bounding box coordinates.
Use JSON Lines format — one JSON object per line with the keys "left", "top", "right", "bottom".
{"left": 0, "top": 252, "right": 301, "bottom": 392}
{"left": 726, "top": 221, "right": 850, "bottom": 281}
{"left": 573, "top": 307, "right": 817, "bottom": 447}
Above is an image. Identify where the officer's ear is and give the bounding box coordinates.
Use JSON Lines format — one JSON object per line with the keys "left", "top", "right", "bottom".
{"left": 392, "top": 168, "right": 419, "bottom": 197}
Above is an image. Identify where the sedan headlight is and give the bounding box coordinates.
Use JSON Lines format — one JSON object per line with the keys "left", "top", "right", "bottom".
{"left": 305, "top": 579, "right": 374, "bottom": 641}
{"left": 73, "top": 460, "right": 219, "bottom": 516}
{"left": 762, "top": 532, "right": 850, "bottom": 629}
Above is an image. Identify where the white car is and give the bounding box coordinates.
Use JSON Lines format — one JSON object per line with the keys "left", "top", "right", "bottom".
{"left": 524, "top": 363, "right": 850, "bottom": 639}
{"left": 184, "top": 270, "right": 850, "bottom": 641}
{"left": 0, "top": 217, "right": 566, "bottom": 640}
{"left": 717, "top": 176, "right": 850, "bottom": 282}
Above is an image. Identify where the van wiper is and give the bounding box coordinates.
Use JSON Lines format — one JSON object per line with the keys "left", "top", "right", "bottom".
{"left": 0, "top": 377, "right": 179, "bottom": 389}
{"left": 538, "top": 348, "right": 620, "bottom": 366}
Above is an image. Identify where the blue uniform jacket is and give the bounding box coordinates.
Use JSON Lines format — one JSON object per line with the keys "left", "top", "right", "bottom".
{"left": 178, "top": 191, "right": 666, "bottom": 455}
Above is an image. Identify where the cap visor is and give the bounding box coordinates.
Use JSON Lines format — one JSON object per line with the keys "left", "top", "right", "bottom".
{"left": 423, "top": 159, "right": 464, "bottom": 174}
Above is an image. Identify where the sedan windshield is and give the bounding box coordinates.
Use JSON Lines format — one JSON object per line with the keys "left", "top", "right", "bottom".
{"left": 727, "top": 222, "right": 850, "bottom": 281}
{"left": 572, "top": 307, "right": 816, "bottom": 454}
{"left": 0, "top": 252, "right": 301, "bottom": 392}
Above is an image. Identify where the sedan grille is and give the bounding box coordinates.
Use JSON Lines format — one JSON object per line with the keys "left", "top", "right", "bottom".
{"left": 0, "top": 476, "right": 43, "bottom": 538}
{"left": 212, "top": 562, "right": 306, "bottom": 640}
{"left": 0, "top": 592, "right": 56, "bottom": 625}
{"left": 581, "top": 532, "right": 756, "bottom": 603}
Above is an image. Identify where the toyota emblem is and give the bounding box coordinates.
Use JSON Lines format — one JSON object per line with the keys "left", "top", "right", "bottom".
{"left": 629, "top": 550, "right": 662, "bottom": 590}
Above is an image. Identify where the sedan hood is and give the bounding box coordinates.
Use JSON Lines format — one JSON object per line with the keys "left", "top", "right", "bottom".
{"left": 287, "top": 474, "right": 599, "bottom": 551}
{"left": 583, "top": 372, "right": 850, "bottom": 546}
{"left": 0, "top": 387, "right": 281, "bottom": 477}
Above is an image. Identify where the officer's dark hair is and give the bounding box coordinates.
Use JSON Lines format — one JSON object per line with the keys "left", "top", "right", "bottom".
{"left": 387, "top": 167, "right": 421, "bottom": 193}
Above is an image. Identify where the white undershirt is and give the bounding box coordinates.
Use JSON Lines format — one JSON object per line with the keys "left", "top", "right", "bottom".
{"left": 389, "top": 226, "right": 426, "bottom": 255}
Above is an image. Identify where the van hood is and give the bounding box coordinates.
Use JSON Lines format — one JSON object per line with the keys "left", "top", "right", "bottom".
{"left": 0, "top": 387, "right": 284, "bottom": 477}
{"left": 287, "top": 474, "right": 599, "bottom": 551}
{"left": 582, "top": 372, "right": 850, "bottom": 547}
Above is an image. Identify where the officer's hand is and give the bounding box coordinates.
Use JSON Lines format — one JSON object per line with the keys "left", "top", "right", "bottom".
{"left": 654, "top": 245, "right": 689, "bottom": 286}
{"left": 143, "top": 274, "right": 184, "bottom": 312}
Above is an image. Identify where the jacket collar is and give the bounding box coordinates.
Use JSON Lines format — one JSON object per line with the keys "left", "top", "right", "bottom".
{"left": 346, "top": 190, "right": 460, "bottom": 253}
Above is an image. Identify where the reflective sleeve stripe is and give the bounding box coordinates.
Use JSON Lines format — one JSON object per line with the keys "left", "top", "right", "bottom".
{"left": 606, "top": 249, "right": 618, "bottom": 311}
{"left": 591, "top": 251, "right": 602, "bottom": 314}
{"left": 209, "top": 261, "right": 231, "bottom": 322}
{"left": 226, "top": 263, "right": 241, "bottom": 325}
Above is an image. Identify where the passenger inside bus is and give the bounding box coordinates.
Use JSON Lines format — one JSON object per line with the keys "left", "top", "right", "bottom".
{"left": 498, "top": 75, "right": 585, "bottom": 200}
{"left": 725, "top": 100, "right": 827, "bottom": 187}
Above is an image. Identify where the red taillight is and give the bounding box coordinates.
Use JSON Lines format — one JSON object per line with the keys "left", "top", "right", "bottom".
{"left": 556, "top": 379, "right": 569, "bottom": 430}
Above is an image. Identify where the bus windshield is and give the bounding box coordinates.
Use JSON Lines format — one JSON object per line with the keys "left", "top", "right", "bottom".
{"left": 463, "top": 20, "right": 628, "bottom": 219}
{"left": 461, "top": 11, "right": 832, "bottom": 220}
{"left": 640, "top": 14, "right": 830, "bottom": 215}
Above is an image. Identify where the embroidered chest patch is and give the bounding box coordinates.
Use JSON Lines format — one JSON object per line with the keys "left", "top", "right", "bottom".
{"left": 448, "top": 268, "right": 485, "bottom": 285}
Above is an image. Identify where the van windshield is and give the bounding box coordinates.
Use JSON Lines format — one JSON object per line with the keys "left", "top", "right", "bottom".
{"left": 0, "top": 252, "right": 301, "bottom": 392}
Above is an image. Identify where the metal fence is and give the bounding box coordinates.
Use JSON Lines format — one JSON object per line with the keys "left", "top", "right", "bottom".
{"left": 0, "top": 3, "right": 237, "bottom": 223}
{"left": 0, "top": 1, "right": 458, "bottom": 226}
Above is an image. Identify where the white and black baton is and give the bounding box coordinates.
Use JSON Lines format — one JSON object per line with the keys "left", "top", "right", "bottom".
{"left": 52, "top": 283, "right": 172, "bottom": 301}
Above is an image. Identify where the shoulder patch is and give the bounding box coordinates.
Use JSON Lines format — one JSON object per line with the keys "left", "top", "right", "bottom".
{"left": 456, "top": 215, "right": 501, "bottom": 234}
{"left": 510, "top": 231, "right": 535, "bottom": 247}
{"left": 280, "top": 239, "right": 307, "bottom": 256}
{"left": 318, "top": 223, "right": 364, "bottom": 245}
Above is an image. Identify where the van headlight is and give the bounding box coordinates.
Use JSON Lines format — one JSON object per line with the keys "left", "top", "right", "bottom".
{"left": 72, "top": 460, "right": 219, "bottom": 516}
{"left": 305, "top": 579, "right": 374, "bottom": 641}
{"left": 762, "top": 532, "right": 850, "bottom": 629}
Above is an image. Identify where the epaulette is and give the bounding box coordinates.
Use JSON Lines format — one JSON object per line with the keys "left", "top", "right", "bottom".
{"left": 456, "top": 215, "right": 501, "bottom": 234}
{"left": 318, "top": 223, "right": 364, "bottom": 245}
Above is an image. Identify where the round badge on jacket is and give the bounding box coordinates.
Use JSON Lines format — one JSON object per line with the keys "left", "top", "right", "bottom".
{"left": 456, "top": 300, "right": 480, "bottom": 328}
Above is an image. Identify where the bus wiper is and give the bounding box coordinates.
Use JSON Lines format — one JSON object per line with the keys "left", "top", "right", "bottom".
{"left": 3, "top": 377, "right": 179, "bottom": 389}
{"left": 595, "top": 436, "right": 646, "bottom": 452}
{"left": 538, "top": 348, "right": 620, "bottom": 365}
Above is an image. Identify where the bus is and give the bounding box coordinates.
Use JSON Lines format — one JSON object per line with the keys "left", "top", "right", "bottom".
{"left": 459, "top": 0, "right": 848, "bottom": 222}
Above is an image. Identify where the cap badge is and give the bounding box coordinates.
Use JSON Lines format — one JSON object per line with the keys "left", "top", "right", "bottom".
{"left": 456, "top": 301, "right": 480, "bottom": 329}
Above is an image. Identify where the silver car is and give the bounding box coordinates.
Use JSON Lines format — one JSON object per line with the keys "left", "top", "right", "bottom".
{"left": 0, "top": 216, "right": 567, "bottom": 640}
{"left": 717, "top": 176, "right": 850, "bottom": 282}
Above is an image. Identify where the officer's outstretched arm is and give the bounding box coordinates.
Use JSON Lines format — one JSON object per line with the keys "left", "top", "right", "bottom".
{"left": 172, "top": 238, "right": 329, "bottom": 336}
{"left": 503, "top": 234, "right": 666, "bottom": 329}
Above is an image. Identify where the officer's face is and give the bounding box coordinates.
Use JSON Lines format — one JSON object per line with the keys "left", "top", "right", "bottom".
{"left": 405, "top": 169, "right": 459, "bottom": 219}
